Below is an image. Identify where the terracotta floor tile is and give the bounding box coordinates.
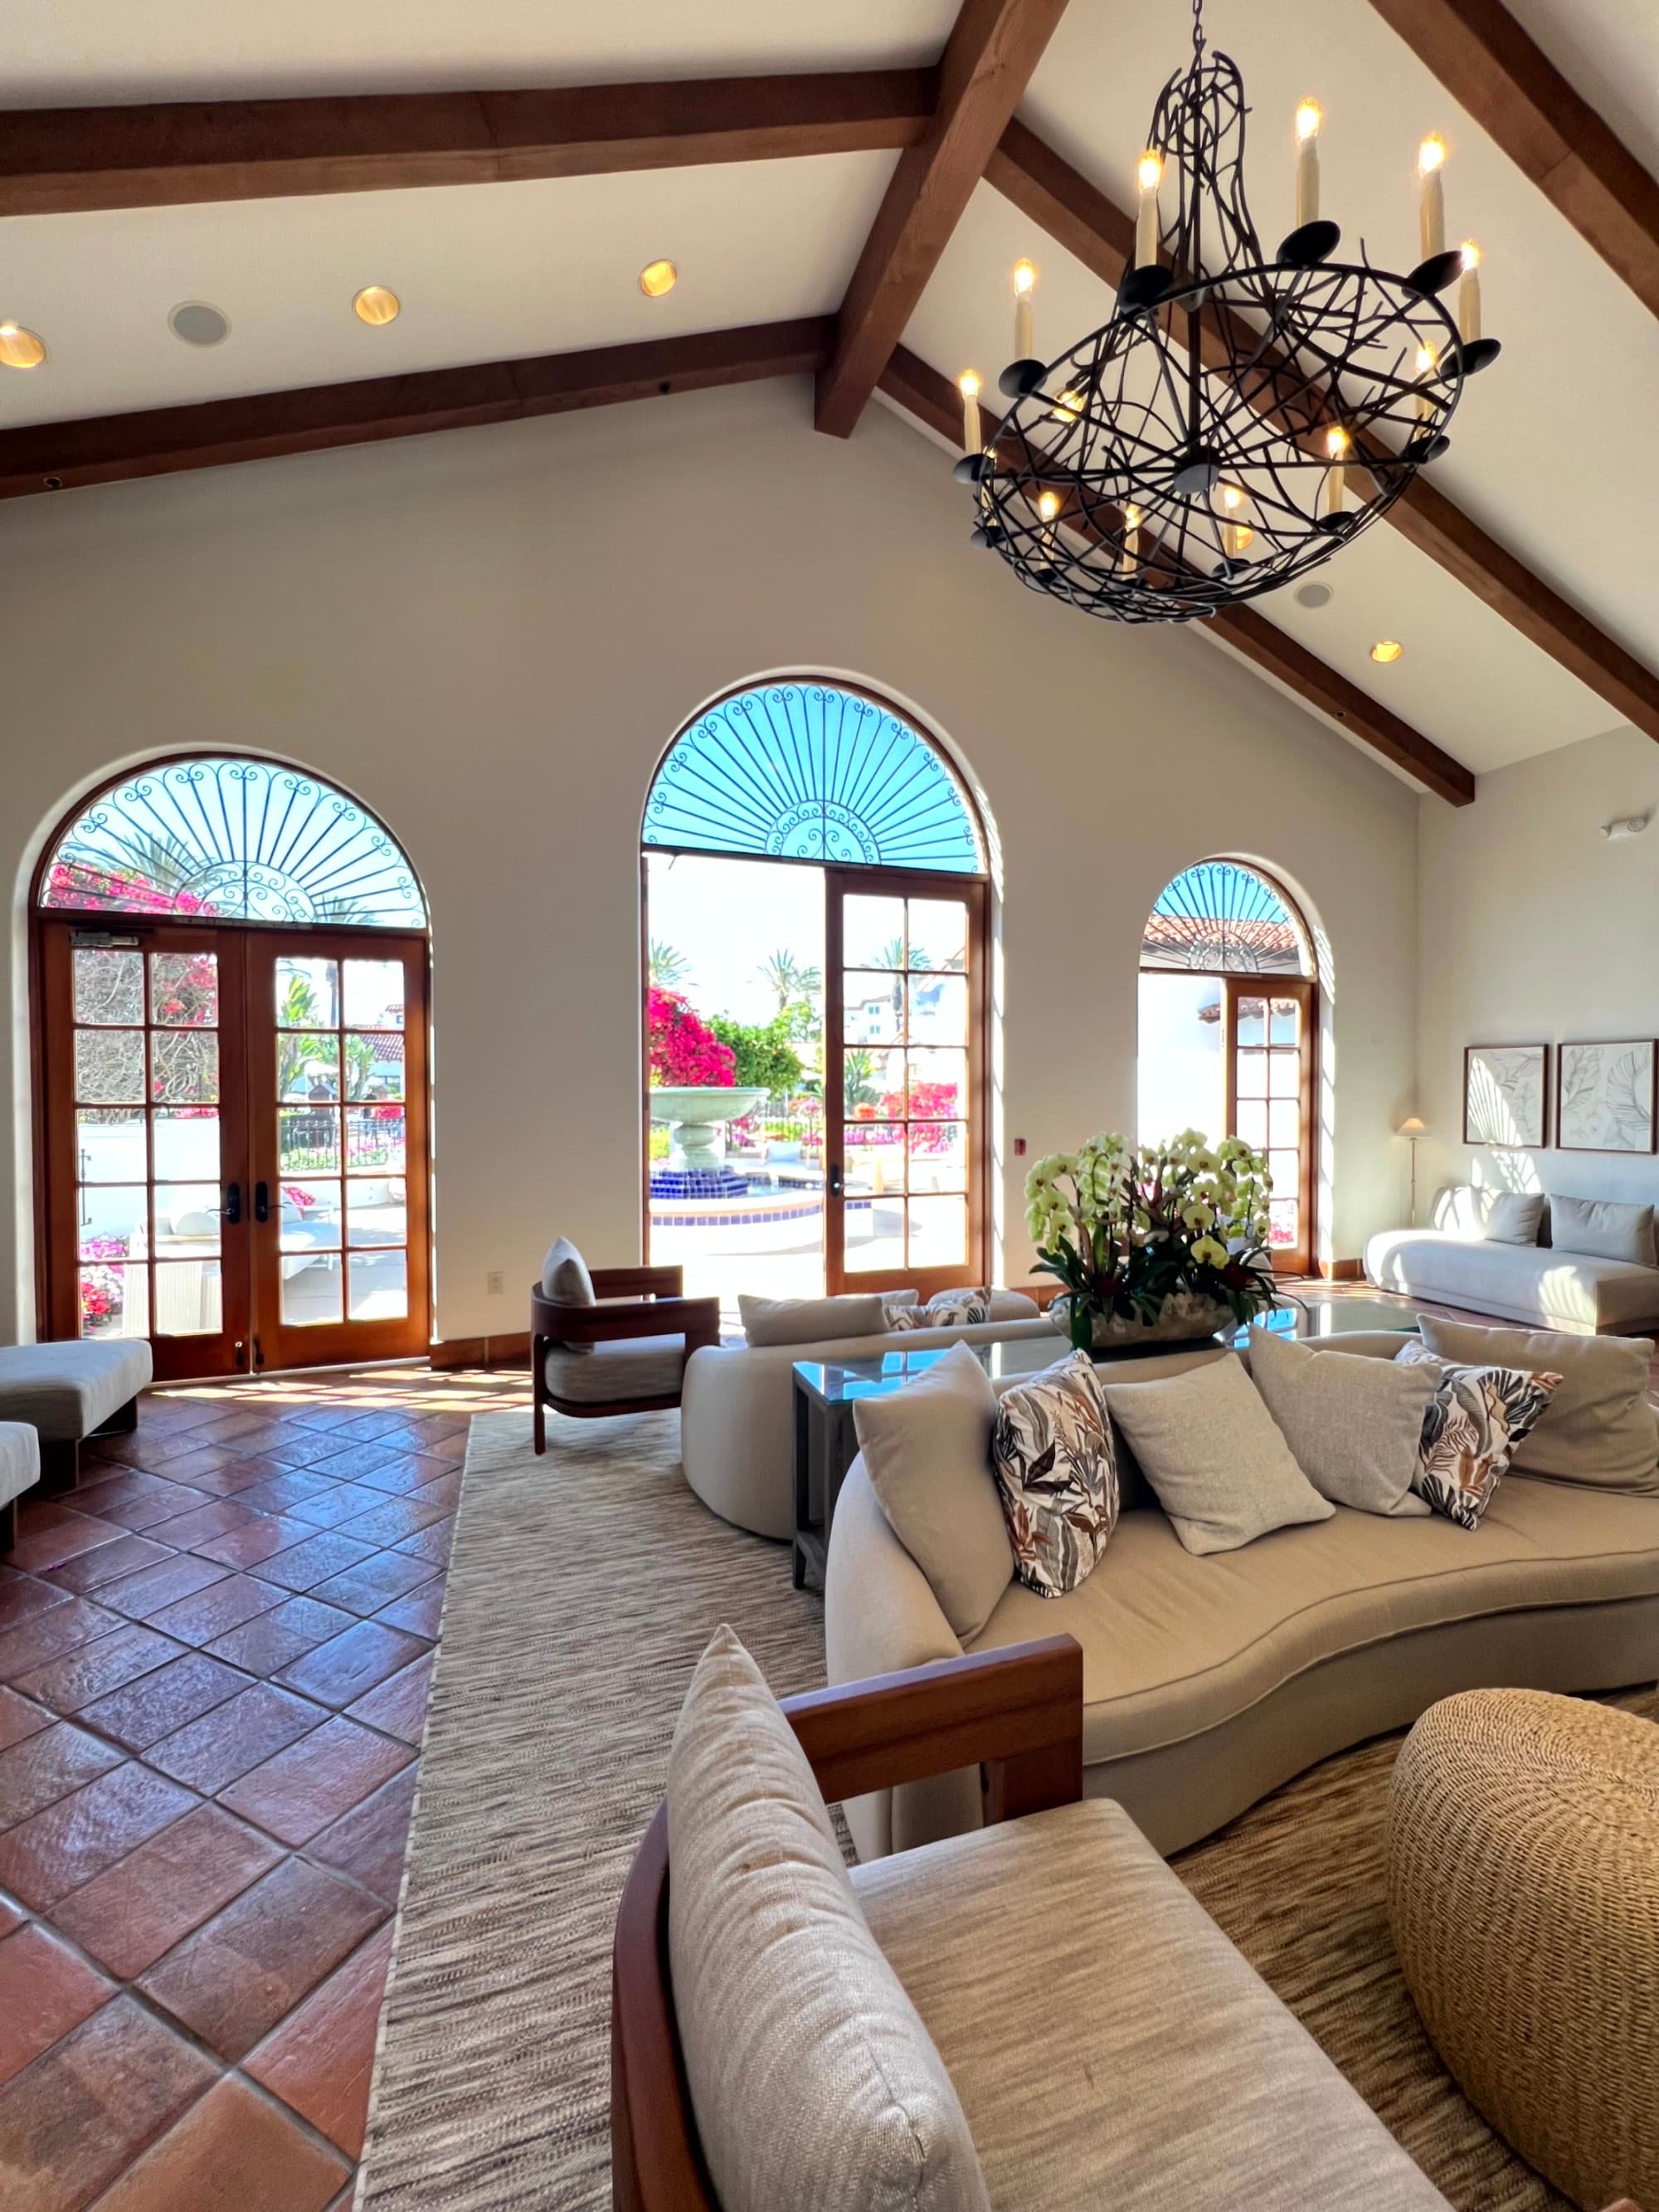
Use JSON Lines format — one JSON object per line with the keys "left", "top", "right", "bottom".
{"left": 144, "top": 1682, "right": 327, "bottom": 1795}
{"left": 202, "top": 1596, "right": 357, "bottom": 1677}
{"left": 97, "top": 1552, "right": 229, "bottom": 1622}
{"left": 144, "top": 1497, "right": 262, "bottom": 1548}
{"left": 235, "top": 1469, "right": 352, "bottom": 1514}
{"left": 396, "top": 1513, "right": 456, "bottom": 1566}
{"left": 0, "top": 1994, "right": 218, "bottom": 2212}
{"left": 409, "top": 1466, "right": 464, "bottom": 1512}
{"left": 41, "top": 1533, "right": 175, "bottom": 1596}
{"left": 138, "top": 1855, "right": 386, "bottom": 2060}
{"left": 70, "top": 1469, "right": 178, "bottom": 1516}
{"left": 4, "top": 1513, "right": 127, "bottom": 1577}
{"left": 77, "top": 1482, "right": 216, "bottom": 1533}
{"left": 336, "top": 1491, "right": 451, "bottom": 1546}
{"left": 251, "top": 1531, "right": 377, "bottom": 1594}
{"left": 13, "top": 1625, "right": 186, "bottom": 1717}
{"left": 190, "top": 1513, "right": 314, "bottom": 1569}
{"left": 282, "top": 1482, "right": 388, "bottom": 1531}
{"left": 0, "top": 1569, "right": 70, "bottom": 1633}
{"left": 144, "top": 1443, "right": 249, "bottom": 1488}
{"left": 0, "top": 1598, "right": 123, "bottom": 1686}
{"left": 0, "top": 1685, "right": 54, "bottom": 1752}
{"left": 217, "top": 1715, "right": 412, "bottom": 1845}
{"left": 304, "top": 1441, "right": 409, "bottom": 1484}
{"left": 331, "top": 1411, "right": 412, "bottom": 1443}
{"left": 78, "top": 1652, "right": 249, "bottom": 1752}
{"left": 275, "top": 1620, "right": 426, "bottom": 1709}
{"left": 95, "top": 2068, "right": 349, "bottom": 2212}
{"left": 260, "top": 1429, "right": 370, "bottom": 1470}
{"left": 0, "top": 1893, "right": 22, "bottom": 1936}
{"left": 245, "top": 1922, "right": 395, "bottom": 2155}
{"left": 373, "top": 1580, "right": 445, "bottom": 1640}
{"left": 0, "top": 1922, "right": 114, "bottom": 2085}
{"left": 350, "top": 1451, "right": 455, "bottom": 1495}
{"left": 0, "top": 1762, "right": 197, "bottom": 1909}
{"left": 304, "top": 1764, "right": 417, "bottom": 1906}
{"left": 307, "top": 1551, "right": 435, "bottom": 1617}
{"left": 180, "top": 1408, "right": 275, "bottom": 1447}
{"left": 53, "top": 1801, "right": 282, "bottom": 1979}
{"left": 0, "top": 1721, "right": 124, "bottom": 1825}
{"left": 344, "top": 1652, "right": 433, "bottom": 1745}
{"left": 146, "top": 1573, "right": 285, "bottom": 1646}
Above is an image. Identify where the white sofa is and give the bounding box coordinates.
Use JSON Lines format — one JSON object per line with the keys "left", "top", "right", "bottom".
{"left": 680, "top": 1291, "right": 1051, "bottom": 1538}
{"left": 1365, "top": 1186, "right": 1659, "bottom": 1334}
{"left": 825, "top": 1332, "right": 1659, "bottom": 1863}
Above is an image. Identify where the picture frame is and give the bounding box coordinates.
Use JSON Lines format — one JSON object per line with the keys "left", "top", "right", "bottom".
{"left": 1463, "top": 1043, "right": 1549, "bottom": 1150}
{"left": 1555, "top": 1040, "right": 1658, "bottom": 1154}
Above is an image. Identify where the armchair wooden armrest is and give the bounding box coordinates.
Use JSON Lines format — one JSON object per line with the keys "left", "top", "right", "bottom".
{"left": 591, "top": 1265, "right": 684, "bottom": 1300}
{"left": 611, "top": 1639, "right": 1082, "bottom": 2212}
{"left": 531, "top": 1287, "right": 721, "bottom": 1352}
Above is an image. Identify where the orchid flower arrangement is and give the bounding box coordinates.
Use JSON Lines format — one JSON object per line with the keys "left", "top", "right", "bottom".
{"left": 1026, "top": 1129, "right": 1279, "bottom": 1350}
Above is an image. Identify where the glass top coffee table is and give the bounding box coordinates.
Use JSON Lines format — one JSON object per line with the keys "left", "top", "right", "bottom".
{"left": 788, "top": 1295, "right": 1421, "bottom": 1591}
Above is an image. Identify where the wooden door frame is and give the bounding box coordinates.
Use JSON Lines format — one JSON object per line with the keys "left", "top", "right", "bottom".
{"left": 1220, "top": 973, "right": 1318, "bottom": 1276}
{"left": 32, "top": 912, "right": 433, "bottom": 1376}
{"left": 825, "top": 865, "right": 990, "bottom": 1298}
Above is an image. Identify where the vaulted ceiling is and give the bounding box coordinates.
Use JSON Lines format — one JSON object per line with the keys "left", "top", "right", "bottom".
{"left": 2, "top": 0, "right": 1657, "bottom": 801}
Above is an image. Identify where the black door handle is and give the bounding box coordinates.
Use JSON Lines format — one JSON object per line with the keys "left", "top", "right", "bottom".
{"left": 828, "top": 1163, "right": 844, "bottom": 1197}
{"left": 225, "top": 1182, "right": 241, "bottom": 1226}
{"left": 254, "top": 1182, "right": 270, "bottom": 1224}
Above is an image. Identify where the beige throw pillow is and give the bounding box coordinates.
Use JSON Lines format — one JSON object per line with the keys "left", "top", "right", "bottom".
{"left": 1418, "top": 1317, "right": 1659, "bottom": 1492}
{"left": 1248, "top": 1328, "right": 1433, "bottom": 1516}
{"left": 1548, "top": 1194, "right": 1657, "bottom": 1267}
{"left": 739, "top": 1292, "right": 895, "bottom": 1347}
{"left": 1099, "top": 1355, "right": 1335, "bottom": 1556}
{"left": 668, "top": 1627, "right": 990, "bottom": 2212}
{"left": 1484, "top": 1192, "right": 1545, "bottom": 1246}
{"left": 854, "top": 1342, "right": 1012, "bottom": 1640}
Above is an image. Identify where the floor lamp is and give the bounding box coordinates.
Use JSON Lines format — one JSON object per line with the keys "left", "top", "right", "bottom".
{"left": 1398, "top": 1117, "right": 1427, "bottom": 1226}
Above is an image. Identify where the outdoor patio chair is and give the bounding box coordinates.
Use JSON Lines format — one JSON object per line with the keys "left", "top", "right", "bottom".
{"left": 531, "top": 1240, "right": 719, "bottom": 1450}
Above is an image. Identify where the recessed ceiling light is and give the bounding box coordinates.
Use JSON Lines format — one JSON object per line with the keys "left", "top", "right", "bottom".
{"left": 1293, "top": 581, "right": 1333, "bottom": 610}
{"left": 169, "top": 301, "right": 231, "bottom": 347}
{"left": 1370, "top": 638, "right": 1404, "bottom": 664}
{"left": 639, "top": 259, "right": 678, "bottom": 300}
{"left": 353, "top": 285, "right": 401, "bottom": 327}
{"left": 0, "top": 324, "right": 46, "bottom": 371}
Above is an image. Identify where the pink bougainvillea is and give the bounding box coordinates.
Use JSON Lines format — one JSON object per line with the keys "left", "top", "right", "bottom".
{"left": 647, "top": 989, "right": 736, "bottom": 1087}
{"left": 46, "top": 860, "right": 217, "bottom": 917}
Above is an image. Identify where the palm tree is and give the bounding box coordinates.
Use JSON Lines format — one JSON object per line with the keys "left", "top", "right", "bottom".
{"left": 876, "top": 938, "right": 931, "bottom": 972}
{"left": 758, "top": 948, "right": 822, "bottom": 1013}
{"left": 649, "top": 940, "right": 690, "bottom": 988}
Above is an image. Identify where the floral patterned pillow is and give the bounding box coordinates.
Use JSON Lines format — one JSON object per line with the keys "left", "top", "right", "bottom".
{"left": 883, "top": 1293, "right": 991, "bottom": 1331}
{"left": 990, "top": 1352, "right": 1119, "bottom": 1596}
{"left": 1395, "top": 1341, "right": 1562, "bottom": 1530}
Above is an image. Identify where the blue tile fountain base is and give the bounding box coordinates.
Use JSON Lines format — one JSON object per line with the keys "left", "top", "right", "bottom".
{"left": 649, "top": 1166, "right": 752, "bottom": 1200}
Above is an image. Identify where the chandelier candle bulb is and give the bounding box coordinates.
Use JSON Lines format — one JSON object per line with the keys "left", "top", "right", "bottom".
{"left": 1320, "top": 426, "right": 1349, "bottom": 520}
{"left": 1136, "top": 151, "right": 1164, "bottom": 266}
{"left": 1415, "top": 343, "right": 1438, "bottom": 422}
{"left": 1121, "top": 503, "right": 1143, "bottom": 572}
{"left": 1295, "top": 101, "right": 1322, "bottom": 227}
{"left": 957, "top": 371, "right": 982, "bottom": 455}
{"left": 1458, "top": 242, "right": 1482, "bottom": 344}
{"left": 1418, "top": 136, "right": 1447, "bottom": 260}
{"left": 1012, "top": 261, "right": 1037, "bottom": 362}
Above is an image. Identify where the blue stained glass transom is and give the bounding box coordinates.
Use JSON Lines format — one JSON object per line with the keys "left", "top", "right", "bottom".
{"left": 1141, "top": 861, "right": 1309, "bottom": 975}
{"left": 40, "top": 757, "right": 426, "bottom": 928}
{"left": 643, "top": 684, "right": 984, "bottom": 873}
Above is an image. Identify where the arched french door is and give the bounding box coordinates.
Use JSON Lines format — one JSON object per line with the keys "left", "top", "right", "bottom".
{"left": 32, "top": 756, "right": 431, "bottom": 1379}
{"left": 641, "top": 680, "right": 990, "bottom": 1303}
{"left": 1137, "top": 860, "right": 1318, "bottom": 1274}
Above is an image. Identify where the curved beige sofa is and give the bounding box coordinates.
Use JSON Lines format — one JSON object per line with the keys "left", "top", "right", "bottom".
{"left": 680, "top": 1298, "right": 1052, "bottom": 1539}
{"left": 825, "top": 1333, "right": 1659, "bottom": 1862}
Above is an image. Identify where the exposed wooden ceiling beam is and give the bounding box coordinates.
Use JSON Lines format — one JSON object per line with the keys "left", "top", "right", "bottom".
{"left": 815, "top": 0, "right": 1071, "bottom": 440}
{"left": 878, "top": 346, "right": 1475, "bottom": 806}
{"left": 0, "top": 320, "right": 833, "bottom": 500}
{"left": 1366, "top": 0, "right": 1659, "bottom": 324}
{"left": 989, "top": 118, "right": 1659, "bottom": 747}
{"left": 0, "top": 71, "right": 937, "bottom": 216}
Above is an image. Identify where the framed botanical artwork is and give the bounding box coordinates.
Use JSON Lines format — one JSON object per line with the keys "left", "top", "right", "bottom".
{"left": 1463, "top": 1044, "right": 1549, "bottom": 1149}
{"left": 1556, "top": 1040, "right": 1658, "bottom": 1154}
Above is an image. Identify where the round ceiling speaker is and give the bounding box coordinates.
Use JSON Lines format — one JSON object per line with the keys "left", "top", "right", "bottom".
{"left": 1293, "top": 582, "right": 1334, "bottom": 610}
{"left": 169, "top": 301, "right": 231, "bottom": 347}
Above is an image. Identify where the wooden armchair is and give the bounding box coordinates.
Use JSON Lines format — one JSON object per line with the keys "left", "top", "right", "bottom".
{"left": 531, "top": 1264, "right": 720, "bottom": 1451}
{"left": 611, "top": 1635, "right": 1084, "bottom": 2210}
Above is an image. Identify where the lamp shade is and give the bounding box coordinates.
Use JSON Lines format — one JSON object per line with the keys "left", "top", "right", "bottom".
{"left": 1397, "top": 1116, "right": 1428, "bottom": 1137}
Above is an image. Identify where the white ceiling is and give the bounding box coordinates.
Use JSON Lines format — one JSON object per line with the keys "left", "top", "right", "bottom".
{"left": 0, "top": 0, "right": 1654, "bottom": 787}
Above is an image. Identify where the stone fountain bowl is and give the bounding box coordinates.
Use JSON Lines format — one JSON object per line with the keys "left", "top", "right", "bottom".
{"left": 649, "top": 1087, "right": 771, "bottom": 1168}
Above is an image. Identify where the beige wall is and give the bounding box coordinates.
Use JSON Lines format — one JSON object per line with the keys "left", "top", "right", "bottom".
{"left": 0, "top": 378, "right": 1419, "bottom": 1346}
{"left": 1418, "top": 722, "right": 1659, "bottom": 1212}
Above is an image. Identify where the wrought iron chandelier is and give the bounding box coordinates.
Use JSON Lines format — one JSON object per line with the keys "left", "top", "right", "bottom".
{"left": 955, "top": 0, "right": 1500, "bottom": 622}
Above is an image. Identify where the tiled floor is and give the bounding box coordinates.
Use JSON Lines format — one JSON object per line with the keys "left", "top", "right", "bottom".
{"left": 0, "top": 1362, "right": 529, "bottom": 2212}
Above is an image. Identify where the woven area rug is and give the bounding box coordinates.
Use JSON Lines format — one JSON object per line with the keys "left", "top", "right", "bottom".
{"left": 359, "top": 1407, "right": 1656, "bottom": 2210}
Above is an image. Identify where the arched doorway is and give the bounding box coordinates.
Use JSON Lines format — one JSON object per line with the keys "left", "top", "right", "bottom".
{"left": 1137, "top": 860, "right": 1318, "bottom": 1274}
{"left": 32, "top": 754, "right": 431, "bottom": 1378}
{"left": 641, "top": 680, "right": 990, "bottom": 1304}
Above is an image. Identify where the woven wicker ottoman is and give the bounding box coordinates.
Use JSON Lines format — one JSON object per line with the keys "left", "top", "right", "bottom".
{"left": 1386, "top": 1688, "right": 1659, "bottom": 2210}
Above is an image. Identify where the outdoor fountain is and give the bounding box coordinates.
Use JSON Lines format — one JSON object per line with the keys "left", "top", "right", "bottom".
{"left": 648, "top": 1086, "right": 770, "bottom": 1199}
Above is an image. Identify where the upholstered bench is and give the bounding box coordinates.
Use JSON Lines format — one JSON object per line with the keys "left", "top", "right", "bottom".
{"left": 0, "top": 1422, "right": 41, "bottom": 1552}
{"left": 0, "top": 1339, "right": 153, "bottom": 1494}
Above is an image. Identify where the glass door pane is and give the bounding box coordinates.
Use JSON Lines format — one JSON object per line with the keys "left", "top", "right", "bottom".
{"left": 1228, "top": 980, "right": 1311, "bottom": 1272}
{"left": 828, "top": 874, "right": 982, "bottom": 1291}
